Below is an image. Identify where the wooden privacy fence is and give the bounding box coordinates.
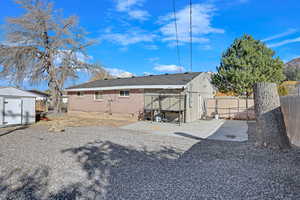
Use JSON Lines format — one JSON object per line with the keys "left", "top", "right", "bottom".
{"left": 280, "top": 96, "right": 300, "bottom": 147}
{"left": 205, "top": 97, "right": 255, "bottom": 120}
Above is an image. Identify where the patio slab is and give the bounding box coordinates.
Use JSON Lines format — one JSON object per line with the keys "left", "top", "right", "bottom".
{"left": 121, "top": 120, "right": 249, "bottom": 141}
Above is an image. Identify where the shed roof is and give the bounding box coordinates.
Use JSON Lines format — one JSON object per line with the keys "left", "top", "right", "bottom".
{"left": 67, "top": 72, "right": 202, "bottom": 90}
{"left": 0, "top": 87, "right": 39, "bottom": 98}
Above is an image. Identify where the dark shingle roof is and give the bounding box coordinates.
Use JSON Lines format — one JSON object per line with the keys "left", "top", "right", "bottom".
{"left": 67, "top": 72, "right": 202, "bottom": 90}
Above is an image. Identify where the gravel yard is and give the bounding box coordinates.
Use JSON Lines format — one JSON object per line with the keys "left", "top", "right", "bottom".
{"left": 0, "top": 122, "right": 300, "bottom": 199}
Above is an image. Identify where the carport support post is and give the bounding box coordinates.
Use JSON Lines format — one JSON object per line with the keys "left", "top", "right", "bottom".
{"left": 151, "top": 96, "right": 154, "bottom": 122}
{"left": 178, "top": 95, "right": 181, "bottom": 126}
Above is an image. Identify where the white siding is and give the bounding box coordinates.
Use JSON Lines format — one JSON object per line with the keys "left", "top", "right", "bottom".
{"left": 0, "top": 87, "right": 37, "bottom": 126}
{"left": 22, "top": 98, "right": 36, "bottom": 124}
{"left": 0, "top": 97, "right": 3, "bottom": 125}
{"left": 4, "top": 98, "right": 22, "bottom": 125}
{"left": 184, "top": 73, "right": 215, "bottom": 122}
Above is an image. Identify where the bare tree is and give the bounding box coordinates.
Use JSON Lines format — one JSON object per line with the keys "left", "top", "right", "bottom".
{"left": 0, "top": 0, "right": 97, "bottom": 112}
{"left": 90, "top": 63, "right": 112, "bottom": 81}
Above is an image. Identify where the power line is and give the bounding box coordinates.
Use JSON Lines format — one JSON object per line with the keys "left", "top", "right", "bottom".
{"left": 172, "top": 0, "right": 182, "bottom": 72}
{"left": 189, "top": 0, "right": 193, "bottom": 72}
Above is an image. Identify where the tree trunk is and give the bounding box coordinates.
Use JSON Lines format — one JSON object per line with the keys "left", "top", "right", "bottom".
{"left": 51, "top": 87, "right": 62, "bottom": 113}
{"left": 49, "top": 79, "right": 62, "bottom": 113}
{"left": 253, "top": 82, "right": 290, "bottom": 149}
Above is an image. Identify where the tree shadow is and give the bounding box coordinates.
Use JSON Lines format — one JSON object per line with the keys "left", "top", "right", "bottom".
{"left": 0, "top": 141, "right": 183, "bottom": 199}
{"left": 0, "top": 125, "right": 30, "bottom": 137}
{"left": 1, "top": 128, "right": 300, "bottom": 199}
{"left": 0, "top": 167, "right": 49, "bottom": 200}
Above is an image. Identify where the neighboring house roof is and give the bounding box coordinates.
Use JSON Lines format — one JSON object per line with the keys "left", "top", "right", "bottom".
{"left": 0, "top": 87, "right": 39, "bottom": 98}
{"left": 66, "top": 72, "right": 202, "bottom": 91}
{"left": 28, "top": 90, "right": 50, "bottom": 97}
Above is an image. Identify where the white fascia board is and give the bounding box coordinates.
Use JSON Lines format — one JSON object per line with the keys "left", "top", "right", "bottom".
{"left": 65, "top": 85, "right": 186, "bottom": 92}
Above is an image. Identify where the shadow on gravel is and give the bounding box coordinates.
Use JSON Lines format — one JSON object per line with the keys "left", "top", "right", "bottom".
{"left": 1, "top": 122, "right": 300, "bottom": 199}
{"left": 174, "top": 132, "right": 203, "bottom": 140}
{"left": 0, "top": 126, "right": 30, "bottom": 137}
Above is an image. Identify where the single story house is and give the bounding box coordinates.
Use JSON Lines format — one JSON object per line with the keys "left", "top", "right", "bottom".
{"left": 0, "top": 87, "right": 39, "bottom": 126}
{"left": 66, "top": 72, "right": 215, "bottom": 123}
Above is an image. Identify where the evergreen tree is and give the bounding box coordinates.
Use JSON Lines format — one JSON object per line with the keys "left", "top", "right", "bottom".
{"left": 212, "top": 35, "right": 285, "bottom": 97}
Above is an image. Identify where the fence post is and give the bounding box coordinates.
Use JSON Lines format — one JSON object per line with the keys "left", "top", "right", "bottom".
{"left": 237, "top": 98, "right": 240, "bottom": 119}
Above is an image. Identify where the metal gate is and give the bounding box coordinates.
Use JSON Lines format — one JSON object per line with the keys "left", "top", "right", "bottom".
{"left": 4, "top": 98, "right": 22, "bottom": 125}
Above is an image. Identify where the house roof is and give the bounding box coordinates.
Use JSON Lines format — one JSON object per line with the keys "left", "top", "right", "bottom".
{"left": 66, "top": 72, "right": 202, "bottom": 91}
{"left": 28, "top": 90, "right": 50, "bottom": 97}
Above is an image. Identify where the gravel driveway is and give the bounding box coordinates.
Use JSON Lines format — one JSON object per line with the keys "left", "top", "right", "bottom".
{"left": 0, "top": 123, "right": 300, "bottom": 199}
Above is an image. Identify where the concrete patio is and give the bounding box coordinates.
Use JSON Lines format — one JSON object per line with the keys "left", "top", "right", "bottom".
{"left": 121, "top": 119, "right": 249, "bottom": 142}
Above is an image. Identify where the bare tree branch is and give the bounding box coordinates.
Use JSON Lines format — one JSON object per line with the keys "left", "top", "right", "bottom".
{"left": 0, "top": 0, "right": 104, "bottom": 112}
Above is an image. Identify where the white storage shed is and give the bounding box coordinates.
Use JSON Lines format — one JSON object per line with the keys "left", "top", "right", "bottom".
{"left": 0, "top": 87, "right": 38, "bottom": 126}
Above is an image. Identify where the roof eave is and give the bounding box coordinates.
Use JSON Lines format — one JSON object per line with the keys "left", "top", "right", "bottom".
{"left": 65, "top": 85, "right": 186, "bottom": 92}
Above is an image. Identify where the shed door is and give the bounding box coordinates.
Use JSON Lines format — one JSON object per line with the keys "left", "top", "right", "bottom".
{"left": 4, "top": 98, "right": 22, "bottom": 125}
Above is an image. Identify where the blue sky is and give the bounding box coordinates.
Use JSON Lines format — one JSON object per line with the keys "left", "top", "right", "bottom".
{"left": 1, "top": 0, "right": 300, "bottom": 90}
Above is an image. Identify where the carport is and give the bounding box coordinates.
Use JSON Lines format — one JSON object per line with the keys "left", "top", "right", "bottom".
{"left": 0, "top": 87, "right": 38, "bottom": 126}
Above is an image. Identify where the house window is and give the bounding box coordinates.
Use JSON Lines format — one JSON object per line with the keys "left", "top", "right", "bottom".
{"left": 119, "top": 90, "right": 130, "bottom": 97}
{"left": 77, "top": 92, "right": 84, "bottom": 96}
{"left": 95, "top": 91, "right": 103, "bottom": 100}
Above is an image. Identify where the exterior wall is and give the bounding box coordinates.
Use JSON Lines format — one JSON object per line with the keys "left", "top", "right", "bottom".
{"left": 280, "top": 96, "right": 300, "bottom": 147}
{"left": 0, "top": 97, "right": 36, "bottom": 126}
{"left": 0, "top": 97, "right": 3, "bottom": 125}
{"left": 206, "top": 97, "right": 255, "bottom": 120}
{"left": 67, "top": 73, "right": 215, "bottom": 123}
{"left": 68, "top": 89, "right": 144, "bottom": 118}
{"left": 184, "top": 73, "right": 215, "bottom": 122}
{"left": 21, "top": 98, "right": 36, "bottom": 124}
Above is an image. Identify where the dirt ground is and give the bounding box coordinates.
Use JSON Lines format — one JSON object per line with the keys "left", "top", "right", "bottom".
{"left": 34, "top": 113, "right": 135, "bottom": 132}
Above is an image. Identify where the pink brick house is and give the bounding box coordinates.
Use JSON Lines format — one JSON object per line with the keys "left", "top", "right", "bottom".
{"left": 66, "top": 72, "right": 214, "bottom": 122}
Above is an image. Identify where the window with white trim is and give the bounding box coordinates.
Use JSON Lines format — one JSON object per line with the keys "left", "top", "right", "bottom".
{"left": 119, "top": 90, "right": 130, "bottom": 97}
{"left": 95, "top": 91, "right": 103, "bottom": 100}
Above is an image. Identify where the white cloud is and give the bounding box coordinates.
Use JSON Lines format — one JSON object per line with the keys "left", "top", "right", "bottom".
{"left": 268, "top": 37, "right": 300, "bottom": 48}
{"left": 115, "top": 0, "right": 149, "bottom": 21}
{"left": 115, "top": 0, "right": 142, "bottom": 11}
{"left": 144, "top": 44, "right": 159, "bottom": 50}
{"left": 154, "top": 64, "right": 185, "bottom": 72}
{"left": 158, "top": 4, "right": 224, "bottom": 45}
{"left": 100, "top": 29, "right": 156, "bottom": 46}
{"left": 128, "top": 10, "right": 150, "bottom": 21}
{"left": 105, "top": 67, "right": 134, "bottom": 78}
{"left": 148, "top": 57, "right": 160, "bottom": 63}
{"left": 262, "top": 29, "right": 297, "bottom": 42}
